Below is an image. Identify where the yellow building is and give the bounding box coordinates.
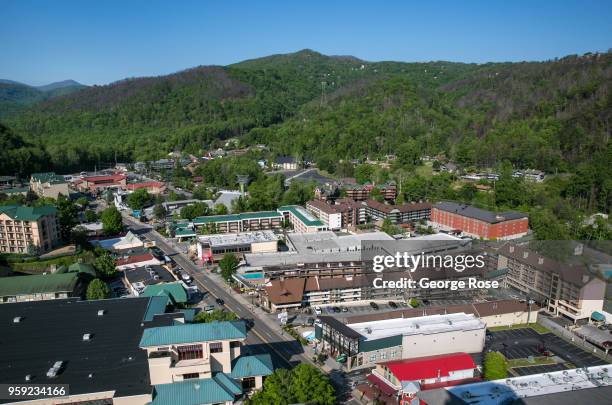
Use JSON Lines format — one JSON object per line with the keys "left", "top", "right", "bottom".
{"left": 0, "top": 204, "right": 60, "bottom": 253}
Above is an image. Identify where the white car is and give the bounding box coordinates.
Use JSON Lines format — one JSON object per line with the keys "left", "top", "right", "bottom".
{"left": 314, "top": 306, "right": 322, "bottom": 315}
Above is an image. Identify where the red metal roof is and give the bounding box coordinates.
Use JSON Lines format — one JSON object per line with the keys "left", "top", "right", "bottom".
{"left": 381, "top": 353, "right": 475, "bottom": 381}
{"left": 366, "top": 373, "right": 398, "bottom": 396}
{"left": 83, "top": 174, "right": 126, "bottom": 183}
{"left": 125, "top": 181, "right": 163, "bottom": 190}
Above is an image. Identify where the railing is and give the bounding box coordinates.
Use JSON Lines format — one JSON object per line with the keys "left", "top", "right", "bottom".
{"left": 538, "top": 316, "right": 611, "bottom": 362}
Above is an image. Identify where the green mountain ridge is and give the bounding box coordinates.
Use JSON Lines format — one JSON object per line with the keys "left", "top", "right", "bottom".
{"left": 0, "top": 49, "right": 610, "bottom": 215}
{"left": 0, "top": 79, "right": 86, "bottom": 118}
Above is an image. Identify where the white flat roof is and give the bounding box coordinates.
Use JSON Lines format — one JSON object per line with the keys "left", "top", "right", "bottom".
{"left": 348, "top": 312, "right": 485, "bottom": 341}
{"left": 198, "top": 230, "right": 278, "bottom": 247}
{"left": 287, "top": 231, "right": 393, "bottom": 253}
{"left": 445, "top": 364, "right": 612, "bottom": 404}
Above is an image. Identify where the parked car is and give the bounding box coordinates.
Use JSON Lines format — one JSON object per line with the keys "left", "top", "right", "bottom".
{"left": 215, "top": 298, "right": 225, "bottom": 305}
{"left": 314, "top": 306, "right": 322, "bottom": 315}
{"left": 341, "top": 306, "right": 349, "bottom": 312}
{"left": 388, "top": 301, "right": 398, "bottom": 309}
{"left": 332, "top": 306, "right": 341, "bottom": 313}
{"left": 370, "top": 302, "right": 379, "bottom": 310}
{"left": 181, "top": 273, "right": 193, "bottom": 284}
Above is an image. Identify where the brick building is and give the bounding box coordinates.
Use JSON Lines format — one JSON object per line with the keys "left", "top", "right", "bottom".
{"left": 431, "top": 201, "right": 528, "bottom": 240}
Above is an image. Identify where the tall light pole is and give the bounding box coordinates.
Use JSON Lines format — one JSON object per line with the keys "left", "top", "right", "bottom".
{"left": 236, "top": 175, "right": 249, "bottom": 197}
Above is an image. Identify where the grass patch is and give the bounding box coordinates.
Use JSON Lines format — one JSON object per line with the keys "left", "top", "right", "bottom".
{"left": 488, "top": 323, "right": 550, "bottom": 334}
{"left": 507, "top": 356, "right": 556, "bottom": 368}
{"left": 415, "top": 163, "right": 433, "bottom": 179}
{"left": 8, "top": 251, "right": 96, "bottom": 274}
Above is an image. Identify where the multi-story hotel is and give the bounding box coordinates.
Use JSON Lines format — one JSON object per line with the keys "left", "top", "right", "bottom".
{"left": 431, "top": 201, "right": 528, "bottom": 239}
{"left": 277, "top": 205, "right": 327, "bottom": 233}
{"left": 365, "top": 199, "right": 432, "bottom": 225}
{"left": 192, "top": 211, "right": 283, "bottom": 233}
{"left": 306, "top": 198, "right": 366, "bottom": 229}
{"left": 0, "top": 204, "right": 60, "bottom": 253}
{"left": 140, "top": 321, "right": 273, "bottom": 395}
{"left": 498, "top": 245, "right": 606, "bottom": 322}
{"left": 29, "top": 172, "right": 70, "bottom": 199}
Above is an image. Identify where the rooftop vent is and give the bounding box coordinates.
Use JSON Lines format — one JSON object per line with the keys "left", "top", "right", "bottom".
{"left": 46, "top": 361, "right": 64, "bottom": 378}
{"left": 97, "top": 310, "right": 105, "bottom": 316}
{"left": 88, "top": 373, "right": 94, "bottom": 378}
{"left": 83, "top": 333, "right": 92, "bottom": 341}
{"left": 25, "top": 374, "right": 32, "bottom": 381}
{"left": 13, "top": 316, "right": 23, "bottom": 323}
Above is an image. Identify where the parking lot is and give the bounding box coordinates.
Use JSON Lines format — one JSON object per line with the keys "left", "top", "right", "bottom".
{"left": 487, "top": 327, "right": 607, "bottom": 368}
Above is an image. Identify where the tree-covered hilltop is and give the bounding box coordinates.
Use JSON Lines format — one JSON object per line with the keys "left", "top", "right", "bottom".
{"left": 0, "top": 80, "right": 85, "bottom": 119}
{"left": 0, "top": 49, "right": 610, "bottom": 216}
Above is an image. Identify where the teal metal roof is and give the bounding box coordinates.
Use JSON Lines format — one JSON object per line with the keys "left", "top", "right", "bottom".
{"left": 175, "top": 228, "right": 196, "bottom": 237}
{"left": 142, "top": 282, "right": 188, "bottom": 304}
{"left": 192, "top": 211, "right": 281, "bottom": 225}
{"left": 143, "top": 296, "right": 170, "bottom": 322}
{"left": 359, "top": 334, "right": 403, "bottom": 353}
{"left": 0, "top": 204, "right": 57, "bottom": 221}
{"left": 230, "top": 354, "right": 274, "bottom": 378}
{"left": 213, "top": 373, "right": 242, "bottom": 396}
{"left": 277, "top": 205, "right": 324, "bottom": 227}
{"left": 139, "top": 320, "right": 247, "bottom": 347}
{"left": 591, "top": 311, "right": 606, "bottom": 322}
{"left": 30, "top": 172, "right": 66, "bottom": 184}
{"left": 1, "top": 187, "right": 29, "bottom": 194}
{"left": 150, "top": 377, "right": 237, "bottom": 405}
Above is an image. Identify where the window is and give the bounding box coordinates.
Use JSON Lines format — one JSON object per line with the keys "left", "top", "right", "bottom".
{"left": 182, "top": 373, "right": 199, "bottom": 379}
{"left": 381, "top": 352, "right": 387, "bottom": 360}
{"left": 176, "top": 344, "right": 203, "bottom": 360}
{"left": 242, "top": 376, "right": 256, "bottom": 390}
{"left": 390, "top": 351, "right": 397, "bottom": 358}
{"left": 369, "top": 354, "right": 376, "bottom": 362}
{"left": 230, "top": 341, "right": 241, "bottom": 348}
{"left": 210, "top": 342, "right": 223, "bottom": 353}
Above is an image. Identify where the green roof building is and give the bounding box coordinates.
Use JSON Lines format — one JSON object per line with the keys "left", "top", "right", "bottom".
{"left": 191, "top": 211, "right": 282, "bottom": 234}
{"left": 278, "top": 205, "right": 326, "bottom": 232}
{"left": 0, "top": 204, "right": 61, "bottom": 254}
{"left": 141, "top": 282, "right": 188, "bottom": 306}
{"left": 0, "top": 272, "right": 84, "bottom": 303}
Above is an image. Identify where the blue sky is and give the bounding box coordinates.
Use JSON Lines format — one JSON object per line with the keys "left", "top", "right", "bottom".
{"left": 1, "top": 0, "right": 611, "bottom": 86}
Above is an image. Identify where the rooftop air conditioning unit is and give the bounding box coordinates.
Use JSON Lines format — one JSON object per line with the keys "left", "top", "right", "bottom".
{"left": 97, "top": 310, "right": 105, "bottom": 316}
{"left": 83, "top": 333, "right": 92, "bottom": 341}
{"left": 13, "top": 316, "right": 22, "bottom": 323}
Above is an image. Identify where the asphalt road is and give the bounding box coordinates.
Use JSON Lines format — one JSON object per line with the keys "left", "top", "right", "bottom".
{"left": 123, "top": 217, "right": 308, "bottom": 370}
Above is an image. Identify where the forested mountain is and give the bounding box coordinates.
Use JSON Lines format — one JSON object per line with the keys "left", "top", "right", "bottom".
{"left": 0, "top": 49, "right": 610, "bottom": 213}
{"left": 0, "top": 79, "right": 85, "bottom": 118}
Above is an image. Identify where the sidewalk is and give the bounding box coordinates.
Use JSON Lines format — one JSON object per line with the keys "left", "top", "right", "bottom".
{"left": 204, "top": 269, "right": 334, "bottom": 370}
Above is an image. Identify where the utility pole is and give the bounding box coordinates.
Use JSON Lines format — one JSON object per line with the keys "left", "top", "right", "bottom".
{"left": 320, "top": 81, "right": 327, "bottom": 107}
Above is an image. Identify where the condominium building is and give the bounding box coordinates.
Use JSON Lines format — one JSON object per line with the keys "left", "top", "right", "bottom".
{"left": 431, "top": 201, "right": 528, "bottom": 239}
{"left": 498, "top": 245, "right": 606, "bottom": 322}
{"left": 277, "top": 205, "right": 327, "bottom": 233}
{"left": 29, "top": 172, "right": 70, "bottom": 199}
{"left": 0, "top": 204, "right": 60, "bottom": 253}
{"left": 306, "top": 198, "right": 366, "bottom": 229}
{"left": 140, "top": 321, "right": 273, "bottom": 397}
{"left": 305, "top": 199, "right": 343, "bottom": 230}
{"left": 365, "top": 199, "right": 432, "bottom": 224}
{"left": 192, "top": 211, "right": 283, "bottom": 233}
